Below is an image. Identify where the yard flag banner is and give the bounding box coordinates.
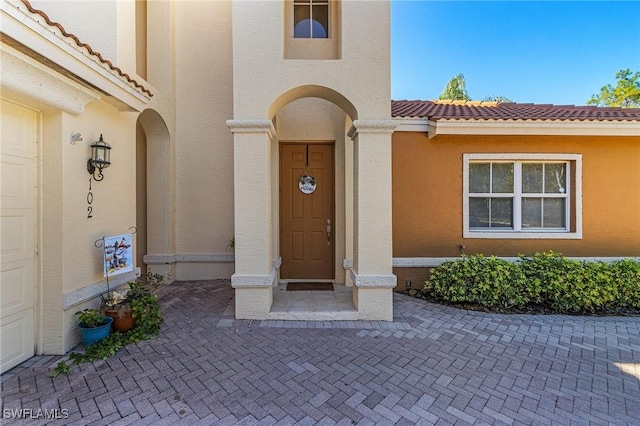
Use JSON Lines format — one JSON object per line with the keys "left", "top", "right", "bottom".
{"left": 103, "top": 233, "right": 133, "bottom": 277}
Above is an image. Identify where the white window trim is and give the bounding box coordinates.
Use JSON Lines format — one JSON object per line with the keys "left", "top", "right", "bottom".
{"left": 463, "top": 153, "right": 582, "bottom": 239}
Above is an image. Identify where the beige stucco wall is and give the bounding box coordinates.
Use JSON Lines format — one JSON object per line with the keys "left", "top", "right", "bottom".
{"left": 230, "top": 1, "right": 395, "bottom": 319}
{"left": 28, "top": 0, "right": 118, "bottom": 62}
{"left": 55, "top": 103, "right": 137, "bottom": 353}
{"left": 2, "top": 0, "right": 179, "bottom": 353}
{"left": 231, "top": 0, "right": 390, "bottom": 119}
{"left": 21, "top": 97, "right": 139, "bottom": 354}
{"left": 171, "top": 0, "right": 235, "bottom": 280}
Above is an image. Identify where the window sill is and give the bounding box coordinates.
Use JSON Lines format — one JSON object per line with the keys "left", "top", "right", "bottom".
{"left": 463, "top": 230, "right": 582, "bottom": 239}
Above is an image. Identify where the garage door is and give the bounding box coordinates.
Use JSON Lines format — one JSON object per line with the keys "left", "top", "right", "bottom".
{"left": 1, "top": 99, "right": 36, "bottom": 373}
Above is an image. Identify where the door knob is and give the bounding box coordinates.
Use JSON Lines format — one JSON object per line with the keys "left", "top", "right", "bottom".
{"left": 326, "top": 219, "right": 332, "bottom": 245}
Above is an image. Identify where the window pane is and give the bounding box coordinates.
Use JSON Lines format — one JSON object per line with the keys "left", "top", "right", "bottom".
{"left": 545, "top": 163, "right": 566, "bottom": 194}
{"left": 522, "top": 198, "right": 542, "bottom": 228}
{"left": 543, "top": 198, "right": 566, "bottom": 228}
{"left": 469, "top": 163, "right": 490, "bottom": 193}
{"left": 491, "top": 163, "right": 513, "bottom": 193}
{"left": 293, "top": 4, "right": 311, "bottom": 38}
{"left": 311, "top": 5, "right": 329, "bottom": 38}
{"left": 469, "top": 197, "right": 489, "bottom": 228}
{"left": 490, "top": 198, "right": 513, "bottom": 228}
{"left": 522, "top": 163, "right": 543, "bottom": 193}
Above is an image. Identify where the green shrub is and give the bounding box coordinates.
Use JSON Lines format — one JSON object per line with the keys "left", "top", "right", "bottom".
{"left": 612, "top": 258, "right": 640, "bottom": 309}
{"left": 518, "top": 252, "right": 619, "bottom": 313}
{"left": 425, "top": 255, "right": 528, "bottom": 309}
{"left": 424, "top": 252, "right": 640, "bottom": 314}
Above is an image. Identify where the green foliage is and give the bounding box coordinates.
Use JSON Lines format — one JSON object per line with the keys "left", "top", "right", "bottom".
{"left": 426, "top": 255, "right": 528, "bottom": 309}
{"left": 76, "top": 308, "right": 107, "bottom": 328}
{"left": 52, "top": 272, "right": 167, "bottom": 377}
{"left": 424, "top": 252, "right": 640, "bottom": 314}
{"left": 482, "top": 95, "right": 514, "bottom": 103}
{"left": 587, "top": 68, "right": 640, "bottom": 107}
{"left": 439, "top": 74, "right": 471, "bottom": 101}
{"left": 611, "top": 258, "right": 640, "bottom": 309}
{"left": 50, "top": 360, "right": 70, "bottom": 378}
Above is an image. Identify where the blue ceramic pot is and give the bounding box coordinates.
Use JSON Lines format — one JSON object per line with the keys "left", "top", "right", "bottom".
{"left": 78, "top": 316, "right": 113, "bottom": 346}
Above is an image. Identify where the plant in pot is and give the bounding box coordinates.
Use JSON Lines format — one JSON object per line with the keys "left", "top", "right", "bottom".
{"left": 101, "top": 289, "right": 134, "bottom": 332}
{"left": 126, "top": 272, "right": 165, "bottom": 336}
{"left": 51, "top": 272, "right": 167, "bottom": 378}
{"left": 100, "top": 272, "right": 166, "bottom": 334}
{"left": 76, "top": 308, "right": 113, "bottom": 346}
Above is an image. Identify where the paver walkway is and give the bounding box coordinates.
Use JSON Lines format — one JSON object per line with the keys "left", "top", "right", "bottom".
{"left": 2, "top": 279, "right": 639, "bottom": 425}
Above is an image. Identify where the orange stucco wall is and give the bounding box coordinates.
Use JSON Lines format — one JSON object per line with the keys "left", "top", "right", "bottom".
{"left": 392, "top": 132, "right": 640, "bottom": 260}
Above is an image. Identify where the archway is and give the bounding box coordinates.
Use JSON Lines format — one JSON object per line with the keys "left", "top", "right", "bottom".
{"left": 268, "top": 84, "right": 358, "bottom": 121}
{"left": 136, "top": 109, "right": 174, "bottom": 277}
{"left": 270, "top": 89, "right": 356, "bottom": 285}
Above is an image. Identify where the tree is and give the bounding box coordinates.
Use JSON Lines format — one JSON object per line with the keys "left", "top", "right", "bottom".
{"left": 439, "top": 74, "right": 470, "bottom": 101}
{"left": 587, "top": 69, "right": 640, "bottom": 108}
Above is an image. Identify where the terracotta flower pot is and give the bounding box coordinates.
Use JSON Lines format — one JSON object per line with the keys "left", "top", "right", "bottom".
{"left": 103, "top": 308, "right": 135, "bottom": 332}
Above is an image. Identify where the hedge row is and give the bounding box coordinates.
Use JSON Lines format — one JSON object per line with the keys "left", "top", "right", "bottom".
{"left": 424, "top": 252, "right": 640, "bottom": 314}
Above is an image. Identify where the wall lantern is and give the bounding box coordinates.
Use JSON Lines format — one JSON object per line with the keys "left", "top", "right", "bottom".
{"left": 87, "top": 134, "right": 111, "bottom": 181}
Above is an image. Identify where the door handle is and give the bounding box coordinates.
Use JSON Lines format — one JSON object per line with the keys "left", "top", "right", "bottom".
{"left": 326, "top": 219, "right": 332, "bottom": 245}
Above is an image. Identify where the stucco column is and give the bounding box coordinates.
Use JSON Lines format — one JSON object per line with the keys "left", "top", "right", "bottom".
{"left": 226, "top": 119, "right": 276, "bottom": 319}
{"left": 348, "top": 120, "right": 398, "bottom": 320}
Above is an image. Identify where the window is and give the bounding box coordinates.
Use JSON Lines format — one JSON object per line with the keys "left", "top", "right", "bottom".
{"left": 294, "top": 0, "right": 329, "bottom": 38}
{"left": 463, "top": 154, "right": 582, "bottom": 239}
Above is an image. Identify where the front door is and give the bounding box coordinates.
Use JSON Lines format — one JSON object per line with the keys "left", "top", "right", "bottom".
{"left": 280, "top": 143, "right": 334, "bottom": 279}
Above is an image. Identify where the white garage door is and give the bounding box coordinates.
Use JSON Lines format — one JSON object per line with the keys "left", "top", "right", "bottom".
{"left": 1, "top": 99, "right": 36, "bottom": 373}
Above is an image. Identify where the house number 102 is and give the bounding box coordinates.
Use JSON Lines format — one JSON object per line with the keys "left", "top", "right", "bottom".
{"left": 87, "top": 177, "right": 93, "bottom": 218}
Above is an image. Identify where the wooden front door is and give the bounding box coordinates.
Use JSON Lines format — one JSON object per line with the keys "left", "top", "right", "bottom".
{"left": 280, "top": 143, "right": 334, "bottom": 279}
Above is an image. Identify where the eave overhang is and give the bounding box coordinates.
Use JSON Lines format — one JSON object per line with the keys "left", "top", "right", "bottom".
{"left": 1, "top": 1, "right": 153, "bottom": 112}
{"left": 394, "top": 118, "right": 640, "bottom": 138}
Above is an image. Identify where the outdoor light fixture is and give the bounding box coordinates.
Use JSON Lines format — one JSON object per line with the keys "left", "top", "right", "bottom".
{"left": 87, "top": 134, "right": 111, "bottom": 181}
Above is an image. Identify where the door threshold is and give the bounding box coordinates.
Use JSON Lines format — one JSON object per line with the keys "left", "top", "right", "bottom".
{"left": 279, "top": 279, "right": 337, "bottom": 284}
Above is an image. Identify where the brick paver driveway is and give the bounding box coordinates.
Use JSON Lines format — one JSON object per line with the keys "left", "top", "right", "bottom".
{"left": 2, "top": 280, "right": 639, "bottom": 425}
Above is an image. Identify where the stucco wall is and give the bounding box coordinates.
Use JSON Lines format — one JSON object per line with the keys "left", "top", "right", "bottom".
{"left": 56, "top": 102, "right": 137, "bottom": 352}
{"left": 171, "top": 0, "right": 234, "bottom": 280}
{"left": 59, "top": 104, "right": 137, "bottom": 293}
{"left": 392, "top": 132, "right": 640, "bottom": 259}
{"left": 25, "top": 99, "right": 138, "bottom": 354}
{"left": 29, "top": 0, "right": 117, "bottom": 63}
{"left": 231, "top": 0, "right": 390, "bottom": 119}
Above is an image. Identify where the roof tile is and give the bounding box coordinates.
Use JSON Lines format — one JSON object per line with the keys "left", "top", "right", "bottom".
{"left": 391, "top": 100, "right": 640, "bottom": 122}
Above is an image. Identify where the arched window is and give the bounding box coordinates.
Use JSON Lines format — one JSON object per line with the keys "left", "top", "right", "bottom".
{"left": 294, "top": 0, "right": 329, "bottom": 38}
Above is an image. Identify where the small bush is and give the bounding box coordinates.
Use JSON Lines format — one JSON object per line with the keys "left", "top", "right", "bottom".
{"left": 425, "top": 255, "right": 528, "bottom": 309}
{"left": 424, "top": 252, "right": 640, "bottom": 315}
{"left": 612, "top": 258, "right": 640, "bottom": 309}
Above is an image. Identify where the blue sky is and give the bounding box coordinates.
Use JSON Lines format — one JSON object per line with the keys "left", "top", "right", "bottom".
{"left": 391, "top": 1, "right": 640, "bottom": 105}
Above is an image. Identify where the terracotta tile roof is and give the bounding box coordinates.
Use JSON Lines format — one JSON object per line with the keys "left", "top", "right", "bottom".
{"left": 19, "top": 0, "right": 153, "bottom": 97}
{"left": 392, "top": 100, "right": 640, "bottom": 122}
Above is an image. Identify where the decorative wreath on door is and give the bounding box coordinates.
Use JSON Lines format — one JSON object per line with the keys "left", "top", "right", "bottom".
{"left": 299, "top": 174, "right": 317, "bottom": 194}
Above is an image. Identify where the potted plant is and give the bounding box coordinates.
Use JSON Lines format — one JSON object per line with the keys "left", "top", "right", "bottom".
{"left": 126, "top": 272, "right": 164, "bottom": 329}
{"left": 101, "top": 289, "right": 134, "bottom": 332}
{"left": 100, "top": 271, "right": 166, "bottom": 333}
{"left": 76, "top": 308, "right": 112, "bottom": 346}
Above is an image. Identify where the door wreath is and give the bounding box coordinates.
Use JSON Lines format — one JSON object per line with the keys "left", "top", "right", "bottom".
{"left": 299, "top": 174, "right": 317, "bottom": 194}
